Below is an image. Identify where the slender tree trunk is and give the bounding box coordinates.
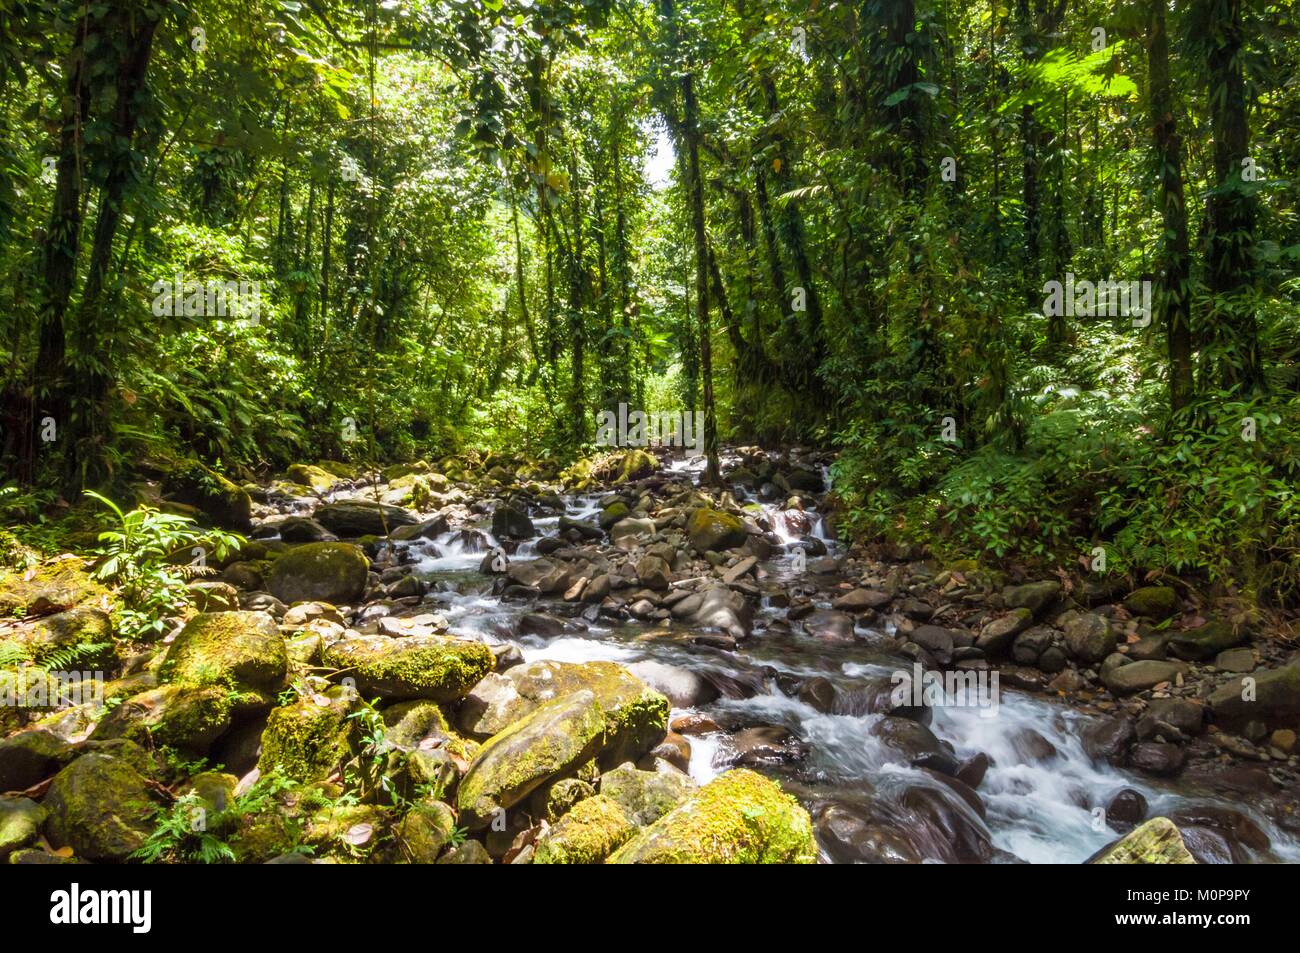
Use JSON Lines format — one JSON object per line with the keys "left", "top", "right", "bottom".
{"left": 1201, "top": 0, "right": 1261, "bottom": 392}
{"left": 611, "top": 129, "right": 633, "bottom": 405}
{"left": 64, "top": 5, "right": 160, "bottom": 487}
{"left": 754, "top": 167, "right": 789, "bottom": 322}
{"left": 1017, "top": 0, "right": 1042, "bottom": 308}
{"left": 1147, "top": 0, "right": 1194, "bottom": 413}
{"left": 319, "top": 174, "right": 334, "bottom": 378}
{"left": 567, "top": 150, "right": 586, "bottom": 445}
{"left": 33, "top": 6, "right": 93, "bottom": 456}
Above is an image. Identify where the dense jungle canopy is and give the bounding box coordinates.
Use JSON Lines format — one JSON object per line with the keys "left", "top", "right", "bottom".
{"left": 1, "top": 0, "right": 1298, "bottom": 595}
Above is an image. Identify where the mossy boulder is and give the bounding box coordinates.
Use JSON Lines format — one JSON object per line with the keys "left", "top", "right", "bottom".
{"left": 560, "top": 457, "right": 596, "bottom": 490}
{"left": 314, "top": 500, "right": 418, "bottom": 537}
{"left": 534, "top": 777, "right": 595, "bottom": 823}
{"left": 1123, "top": 586, "right": 1178, "bottom": 620}
{"left": 322, "top": 633, "right": 494, "bottom": 703}
{"left": 90, "top": 684, "right": 233, "bottom": 754}
{"left": 315, "top": 460, "right": 359, "bottom": 479}
{"left": 616, "top": 449, "right": 657, "bottom": 483}
{"left": 0, "top": 796, "right": 46, "bottom": 858}
{"left": 0, "top": 558, "right": 112, "bottom": 616}
{"left": 441, "top": 841, "right": 492, "bottom": 864}
{"left": 599, "top": 500, "right": 630, "bottom": 529}
{"left": 159, "top": 611, "right": 287, "bottom": 692}
{"left": 5, "top": 606, "right": 115, "bottom": 669}
{"left": 396, "top": 799, "right": 457, "bottom": 863}
{"left": 286, "top": 464, "right": 342, "bottom": 494}
{"left": 1091, "top": 817, "right": 1197, "bottom": 864}
{"left": 598, "top": 761, "right": 697, "bottom": 826}
{"left": 458, "top": 660, "right": 669, "bottom": 767}
{"left": 304, "top": 803, "right": 389, "bottom": 859}
{"left": 162, "top": 460, "right": 252, "bottom": 531}
{"left": 0, "top": 730, "right": 75, "bottom": 791}
{"left": 532, "top": 794, "right": 636, "bottom": 864}
{"left": 457, "top": 690, "right": 607, "bottom": 829}
{"left": 228, "top": 805, "right": 304, "bottom": 863}
{"left": 382, "top": 461, "right": 430, "bottom": 483}
{"left": 258, "top": 685, "right": 359, "bottom": 782}
{"left": 266, "top": 542, "right": 369, "bottom": 606}
{"left": 609, "top": 769, "right": 817, "bottom": 864}
{"left": 382, "top": 700, "right": 474, "bottom": 765}
{"left": 1168, "top": 620, "right": 1246, "bottom": 662}
{"left": 1062, "top": 611, "right": 1116, "bottom": 664}
{"left": 686, "top": 508, "right": 748, "bottom": 554}
{"left": 42, "top": 754, "right": 158, "bottom": 862}
{"left": 1002, "top": 580, "right": 1061, "bottom": 617}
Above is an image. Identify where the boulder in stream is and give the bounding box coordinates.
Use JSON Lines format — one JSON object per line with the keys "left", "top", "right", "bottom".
{"left": 608, "top": 769, "right": 817, "bottom": 864}
{"left": 322, "top": 633, "right": 494, "bottom": 703}
{"left": 1089, "top": 817, "right": 1197, "bottom": 864}
{"left": 267, "top": 542, "right": 369, "bottom": 605}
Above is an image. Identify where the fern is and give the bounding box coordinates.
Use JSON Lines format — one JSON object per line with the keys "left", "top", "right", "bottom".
{"left": 84, "top": 491, "right": 244, "bottom": 640}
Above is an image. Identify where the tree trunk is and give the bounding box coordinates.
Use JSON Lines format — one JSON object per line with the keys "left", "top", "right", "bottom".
{"left": 1201, "top": 0, "right": 1261, "bottom": 392}
{"left": 33, "top": 6, "right": 93, "bottom": 454}
{"left": 1147, "top": 0, "right": 1194, "bottom": 413}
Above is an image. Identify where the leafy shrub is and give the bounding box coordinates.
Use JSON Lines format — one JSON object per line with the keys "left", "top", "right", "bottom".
{"left": 85, "top": 492, "right": 244, "bottom": 640}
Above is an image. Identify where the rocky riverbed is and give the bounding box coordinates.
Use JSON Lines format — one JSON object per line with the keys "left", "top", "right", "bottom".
{"left": 1, "top": 447, "right": 1298, "bottom": 864}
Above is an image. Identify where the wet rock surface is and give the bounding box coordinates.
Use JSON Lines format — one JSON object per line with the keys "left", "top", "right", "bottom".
{"left": 4, "top": 446, "right": 1298, "bottom": 864}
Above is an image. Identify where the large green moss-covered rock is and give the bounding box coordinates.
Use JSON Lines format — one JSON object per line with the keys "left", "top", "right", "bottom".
{"left": 1123, "top": 586, "right": 1178, "bottom": 620}
{"left": 686, "top": 508, "right": 748, "bottom": 553}
{"left": 257, "top": 686, "right": 359, "bottom": 782}
{"left": 159, "top": 611, "right": 287, "bottom": 691}
{"left": 608, "top": 769, "right": 817, "bottom": 864}
{"left": 458, "top": 660, "right": 668, "bottom": 768}
{"left": 457, "top": 690, "right": 607, "bottom": 829}
{"left": 382, "top": 700, "right": 474, "bottom": 765}
{"left": 1091, "top": 817, "right": 1197, "bottom": 864}
{"left": 266, "top": 542, "right": 369, "bottom": 605}
{"left": 304, "top": 802, "right": 390, "bottom": 859}
{"left": 4, "top": 607, "right": 115, "bottom": 670}
{"left": 286, "top": 464, "right": 343, "bottom": 494}
{"left": 532, "top": 794, "right": 635, "bottom": 864}
{"left": 90, "top": 684, "right": 233, "bottom": 754}
{"left": 42, "top": 754, "right": 157, "bottom": 862}
{"left": 0, "top": 796, "right": 45, "bottom": 858}
{"left": 616, "top": 449, "right": 657, "bottom": 483}
{"left": 322, "top": 633, "right": 493, "bottom": 702}
{"left": 1002, "top": 580, "right": 1061, "bottom": 617}
{"left": 396, "top": 799, "right": 457, "bottom": 863}
{"left": 162, "top": 460, "right": 252, "bottom": 531}
{"left": 0, "top": 558, "right": 112, "bottom": 616}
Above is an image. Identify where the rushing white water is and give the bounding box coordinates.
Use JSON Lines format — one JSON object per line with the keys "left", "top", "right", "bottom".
{"left": 392, "top": 457, "right": 1298, "bottom": 864}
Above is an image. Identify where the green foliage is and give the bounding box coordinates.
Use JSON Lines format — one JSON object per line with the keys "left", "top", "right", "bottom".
{"left": 132, "top": 791, "right": 238, "bottom": 865}
{"left": 345, "top": 698, "right": 396, "bottom": 803}
{"left": 133, "top": 772, "right": 318, "bottom": 865}
{"left": 85, "top": 491, "right": 244, "bottom": 640}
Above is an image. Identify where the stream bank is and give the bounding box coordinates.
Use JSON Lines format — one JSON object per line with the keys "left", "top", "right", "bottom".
{"left": 1, "top": 446, "right": 1297, "bottom": 864}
